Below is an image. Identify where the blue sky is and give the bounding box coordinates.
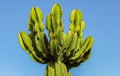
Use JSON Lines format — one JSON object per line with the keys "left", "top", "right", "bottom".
{"left": 0, "top": 0, "right": 120, "bottom": 76}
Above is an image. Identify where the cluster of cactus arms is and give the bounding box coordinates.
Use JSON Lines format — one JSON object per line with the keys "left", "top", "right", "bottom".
{"left": 18, "top": 4, "right": 94, "bottom": 76}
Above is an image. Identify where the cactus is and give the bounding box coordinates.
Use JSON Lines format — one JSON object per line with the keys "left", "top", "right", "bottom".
{"left": 18, "top": 3, "right": 94, "bottom": 76}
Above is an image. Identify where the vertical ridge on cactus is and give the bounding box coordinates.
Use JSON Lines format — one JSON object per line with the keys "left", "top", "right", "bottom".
{"left": 18, "top": 3, "right": 94, "bottom": 76}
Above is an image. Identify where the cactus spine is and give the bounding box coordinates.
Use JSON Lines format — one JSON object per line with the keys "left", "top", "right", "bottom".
{"left": 18, "top": 3, "right": 94, "bottom": 76}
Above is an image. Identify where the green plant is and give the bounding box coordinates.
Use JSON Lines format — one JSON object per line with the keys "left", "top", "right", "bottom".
{"left": 18, "top": 4, "right": 94, "bottom": 76}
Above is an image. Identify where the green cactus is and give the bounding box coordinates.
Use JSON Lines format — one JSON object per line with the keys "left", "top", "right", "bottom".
{"left": 18, "top": 3, "right": 94, "bottom": 76}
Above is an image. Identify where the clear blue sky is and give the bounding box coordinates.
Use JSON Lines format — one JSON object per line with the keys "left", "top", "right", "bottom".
{"left": 0, "top": 0, "right": 120, "bottom": 76}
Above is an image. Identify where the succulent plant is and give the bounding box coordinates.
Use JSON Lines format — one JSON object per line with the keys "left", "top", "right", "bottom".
{"left": 18, "top": 3, "right": 94, "bottom": 76}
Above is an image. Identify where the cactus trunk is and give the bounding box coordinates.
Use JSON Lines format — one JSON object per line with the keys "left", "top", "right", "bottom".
{"left": 45, "top": 61, "right": 71, "bottom": 76}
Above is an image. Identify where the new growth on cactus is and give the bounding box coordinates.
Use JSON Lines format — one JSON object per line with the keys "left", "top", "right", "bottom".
{"left": 18, "top": 4, "right": 94, "bottom": 76}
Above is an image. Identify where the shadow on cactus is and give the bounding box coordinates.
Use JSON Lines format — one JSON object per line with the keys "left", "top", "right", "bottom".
{"left": 18, "top": 3, "right": 94, "bottom": 76}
